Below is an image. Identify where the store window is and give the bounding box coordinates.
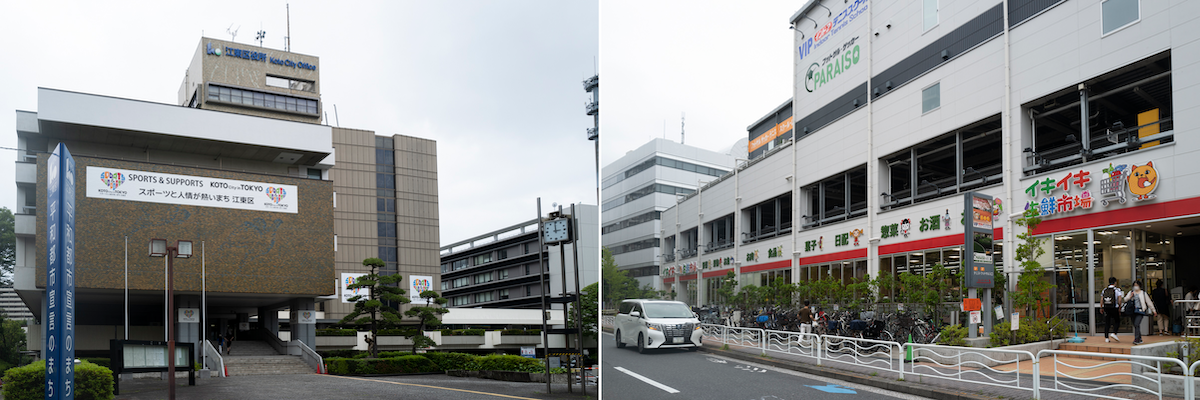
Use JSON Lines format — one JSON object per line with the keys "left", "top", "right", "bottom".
{"left": 744, "top": 193, "right": 792, "bottom": 243}
{"left": 1025, "top": 51, "right": 1171, "bottom": 176}
{"left": 882, "top": 115, "right": 1003, "bottom": 209}
{"left": 663, "top": 235, "right": 676, "bottom": 262}
{"left": 1101, "top": 0, "right": 1139, "bottom": 35}
{"left": 679, "top": 228, "right": 699, "bottom": 259}
{"left": 760, "top": 269, "right": 792, "bottom": 287}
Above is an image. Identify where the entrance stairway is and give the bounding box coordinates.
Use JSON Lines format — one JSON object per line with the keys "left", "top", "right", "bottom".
{"left": 222, "top": 340, "right": 316, "bottom": 376}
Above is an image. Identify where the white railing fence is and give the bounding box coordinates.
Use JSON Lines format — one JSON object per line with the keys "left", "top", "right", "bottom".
{"left": 289, "top": 339, "right": 326, "bottom": 374}
{"left": 1039, "top": 350, "right": 1185, "bottom": 400}
{"left": 905, "top": 343, "right": 1037, "bottom": 397}
{"left": 601, "top": 315, "right": 615, "bottom": 329}
{"left": 698, "top": 322, "right": 1200, "bottom": 400}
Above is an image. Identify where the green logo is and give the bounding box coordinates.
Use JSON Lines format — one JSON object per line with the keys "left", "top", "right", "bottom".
{"left": 805, "top": 44, "right": 860, "bottom": 93}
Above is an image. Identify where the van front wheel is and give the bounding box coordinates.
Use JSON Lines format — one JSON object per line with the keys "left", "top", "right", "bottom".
{"left": 637, "top": 333, "right": 647, "bottom": 354}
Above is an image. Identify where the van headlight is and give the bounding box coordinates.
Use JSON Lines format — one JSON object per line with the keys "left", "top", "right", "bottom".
{"left": 646, "top": 322, "right": 663, "bottom": 331}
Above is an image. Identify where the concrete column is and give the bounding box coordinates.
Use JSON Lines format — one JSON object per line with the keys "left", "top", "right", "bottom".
{"left": 176, "top": 295, "right": 202, "bottom": 363}
{"left": 235, "top": 313, "right": 249, "bottom": 341}
{"left": 259, "top": 306, "right": 279, "bottom": 338}
{"left": 290, "top": 298, "right": 317, "bottom": 349}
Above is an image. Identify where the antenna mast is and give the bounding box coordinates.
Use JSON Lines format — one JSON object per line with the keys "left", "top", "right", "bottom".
{"left": 286, "top": 3, "right": 291, "bottom": 52}
{"left": 227, "top": 24, "right": 240, "bottom": 42}
{"left": 681, "top": 112, "right": 686, "bottom": 145}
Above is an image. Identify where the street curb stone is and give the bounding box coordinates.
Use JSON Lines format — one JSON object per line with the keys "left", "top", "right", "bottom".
{"left": 699, "top": 346, "right": 998, "bottom": 400}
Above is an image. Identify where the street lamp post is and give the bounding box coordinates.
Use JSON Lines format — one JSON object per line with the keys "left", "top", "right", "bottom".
{"left": 150, "top": 239, "right": 192, "bottom": 400}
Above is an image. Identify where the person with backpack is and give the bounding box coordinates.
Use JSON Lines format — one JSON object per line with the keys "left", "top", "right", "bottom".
{"left": 1101, "top": 277, "right": 1123, "bottom": 342}
{"left": 1123, "top": 279, "right": 1157, "bottom": 345}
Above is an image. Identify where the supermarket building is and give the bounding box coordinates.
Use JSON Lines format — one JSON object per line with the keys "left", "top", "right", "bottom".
{"left": 659, "top": 0, "right": 1200, "bottom": 335}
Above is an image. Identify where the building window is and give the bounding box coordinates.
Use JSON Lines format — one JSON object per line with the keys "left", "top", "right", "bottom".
{"left": 602, "top": 210, "right": 662, "bottom": 235}
{"left": 452, "top": 259, "right": 468, "bottom": 271}
{"left": 474, "top": 253, "right": 492, "bottom": 265}
{"left": 307, "top": 168, "right": 322, "bottom": 180}
{"left": 923, "top": 0, "right": 938, "bottom": 31}
{"left": 265, "top": 75, "right": 316, "bottom": 92}
{"left": 475, "top": 273, "right": 494, "bottom": 284}
{"left": 922, "top": 83, "right": 940, "bottom": 113}
{"left": 1102, "top": 0, "right": 1139, "bottom": 35}
{"left": 602, "top": 156, "right": 729, "bottom": 189}
{"left": 704, "top": 213, "right": 735, "bottom": 252}
{"left": 882, "top": 115, "right": 1003, "bottom": 209}
{"left": 498, "top": 249, "right": 508, "bottom": 260}
{"left": 760, "top": 269, "right": 792, "bottom": 287}
{"left": 744, "top": 193, "right": 792, "bottom": 243}
{"left": 526, "top": 285, "right": 533, "bottom": 296}
{"left": 1025, "top": 51, "right": 1172, "bottom": 175}
{"left": 603, "top": 183, "right": 695, "bottom": 211}
{"left": 452, "top": 277, "right": 469, "bottom": 288}
{"left": 677, "top": 228, "right": 699, "bottom": 259}
{"left": 207, "top": 84, "right": 318, "bottom": 115}
{"left": 803, "top": 166, "right": 866, "bottom": 228}
{"left": 525, "top": 264, "right": 531, "bottom": 275}
{"left": 499, "top": 289, "right": 510, "bottom": 300}
{"left": 377, "top": 174, "right": 395, "bottom": 189}
{"left": 441, "top": 281, "right": 448, "bottom": 290}
{"left": 609, "top": 238, "right": 660, "bottom": 256}
{"left": 499, "top": 269, "right": 509, "bottom": 280}
{"left": 452, "top": 296, "right": 469, "bottom": 306}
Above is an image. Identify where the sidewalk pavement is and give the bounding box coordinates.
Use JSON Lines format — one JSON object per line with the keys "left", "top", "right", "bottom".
{"left": 110, "top": 373, "right": 596, "bottom": 400}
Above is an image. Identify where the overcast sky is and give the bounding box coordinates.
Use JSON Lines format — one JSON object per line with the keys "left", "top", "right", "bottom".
{"left": 600, "top": 0, "right": 796, "bottom": 165}
{"left": 0, "top": 0, "right": 598, "bottom": 246}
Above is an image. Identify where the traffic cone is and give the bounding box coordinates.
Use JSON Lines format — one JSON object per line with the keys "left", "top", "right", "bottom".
{"left": 904, "top": 334, "right": 913, "bottom": 363}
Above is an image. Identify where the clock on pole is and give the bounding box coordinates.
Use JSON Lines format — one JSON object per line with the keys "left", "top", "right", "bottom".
{"left": 542, "top": 218, "right": 573, "bottom": 244}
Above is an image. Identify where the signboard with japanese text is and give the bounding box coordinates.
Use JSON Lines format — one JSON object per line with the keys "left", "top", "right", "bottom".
{"left": 964, "top": 192, "right": 994, "bottom": 288}
{"left": 409, "top": 275, "right": 434, "bottom": 302}
{"left": 1022, "top": 161, "right": 1159, "bottom": 217}
{"left": 85, "top": 166, "right": 298, "bottom": 214}
{"left": 46, "top": 143, "right": 75, "bottom": 399}
{"left": 341, "top": 273, "right": 370, "bottom": 303}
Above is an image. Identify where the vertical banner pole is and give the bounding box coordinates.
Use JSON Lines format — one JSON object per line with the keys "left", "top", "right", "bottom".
{"left": 125, "top": 236, "right": 129, "bottom": 340}
{"left": 45, "top": 143, "right": 76, "bottom": 399}
{"left": 202, "top": 241, "right": 206, "bottom": 370}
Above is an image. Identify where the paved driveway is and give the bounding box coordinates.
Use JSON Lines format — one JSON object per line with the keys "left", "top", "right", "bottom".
{"left": 112, "top": 373, "right": 595, "bottom": 400}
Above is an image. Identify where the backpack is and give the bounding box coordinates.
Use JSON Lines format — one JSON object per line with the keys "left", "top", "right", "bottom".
{"left": 1102, "top": 287, "right": 1118, "bottom": 308}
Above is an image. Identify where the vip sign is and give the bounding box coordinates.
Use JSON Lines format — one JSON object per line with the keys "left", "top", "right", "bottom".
{"left": 409, "top": 275, "right": 434, "bottom": 302}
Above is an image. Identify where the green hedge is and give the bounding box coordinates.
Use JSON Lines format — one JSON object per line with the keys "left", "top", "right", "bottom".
{"left": 416, "top": 352, "right": 477, "bottom": 371}
{"left": 80, "top": 358, "right": 111, "bottom": 369}
{"left": 2, "top": 360, "right": 114, "bottom": 400}
{"left": 499, "top": 329, "right": 541, "bottom": 335}
{"left": 377, "top": 328, "right": 417, "bottom": 336}
{"left": 469, "top": 355, "right": 545, "bottom": 373}
{"left": 439, "top": 329, "right": 485, "bottom": 336}
{"left": 316, "top": 328, "right": 357, "bottom": 337}
{"left": 324, "top": 355, "right": 439, "bottom": 375}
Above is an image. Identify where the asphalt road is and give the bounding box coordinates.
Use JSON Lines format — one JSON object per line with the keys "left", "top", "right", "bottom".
{"left": 111, "top": 373, "right": 593, "bottom": 400}
{"left": 600, "top": 332, "right": 929, "bottom": 400}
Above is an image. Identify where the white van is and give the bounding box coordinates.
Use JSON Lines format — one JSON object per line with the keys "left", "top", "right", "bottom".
{"left": 614, "top": 299, "right": 703, "bottom": 353}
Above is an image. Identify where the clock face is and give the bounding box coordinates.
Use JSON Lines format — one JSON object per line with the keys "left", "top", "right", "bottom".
{"left": 543, "top": 219, "right": 571, "bottom": 243}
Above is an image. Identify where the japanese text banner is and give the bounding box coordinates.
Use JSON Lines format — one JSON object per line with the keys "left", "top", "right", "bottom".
{"left": 85, "top": 166, "right": 298, "bottom": 213}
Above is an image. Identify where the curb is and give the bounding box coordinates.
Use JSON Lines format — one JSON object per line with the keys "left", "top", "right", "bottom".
{"left": 699, "top": 346, "right": 997, "bottom": 400}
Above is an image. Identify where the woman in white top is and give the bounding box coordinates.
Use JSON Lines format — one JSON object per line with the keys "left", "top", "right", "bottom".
{"left": 1124, "top": 280, "right": 1157, "bottom": 345}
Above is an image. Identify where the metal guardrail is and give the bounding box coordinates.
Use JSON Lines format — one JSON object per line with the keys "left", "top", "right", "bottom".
{"left": 290, "top": 339, "right": 326, "bottom": 374}
{"left": 764, "top": 329, "right": 821, "bottom": 365}
{"left": 601, "top": 316, "right": 615, "bottom": 329}
{"left": 905, "top": 343, "right": 1036, "bottom": 396}
{"left": 203, "top": 339, "right": 226, "bottom": 377}
{"left": 822, "top": 335, "right": 904, "bottom": 379}
{"left": 1038, "top": 349, "right": 1185, "bottom": 400}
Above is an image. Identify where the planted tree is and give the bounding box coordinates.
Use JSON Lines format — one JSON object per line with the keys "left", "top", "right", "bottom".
{"left": 338, "top": 258, "right": 410, "bottom": 358}
{"left": 1013, "top": 209, "right": 1053, "bottom": 319}
{"left": 405, "top": 290, "right": 449, "bottom": 353}
{"left": 0, "top": 207, "right": 14, "bottom": 286}
{"left": 569, "top": 282, "right": 599, "bottom": 340}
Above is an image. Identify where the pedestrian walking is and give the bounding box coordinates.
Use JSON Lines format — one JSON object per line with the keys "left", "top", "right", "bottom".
{"left": 225, "top": 330, "right": 235, "bottom": 355}
{"left": 1123, "top": 280, "right": 1157, "bottom": 345}
{"left": 1152, "top": 279, "right": 1171, "bottom": 335}
{"left": 1100, "top": 277, "right": 1123, "bottom": 342}
{"left": 798, "top": 300, "right": 814, "bottom": 334}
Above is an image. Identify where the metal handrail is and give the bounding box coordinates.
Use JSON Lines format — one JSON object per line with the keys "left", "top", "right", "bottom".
{"left": 289, "top": 339, "right": 326, "bottom": 374}
{"left": 203, "top": 339, "right": 226, "bottom": 377}
{"left": 1038, "top": 349, "right": 1186, "bottom": 400}
{"left": 260, "top": 330, "right": 287, "bottom": 355}
{"left": 905, "top": 343, "right": 1037, "bottom": 397}
{"left": 763, "top": 329, "right": 821, "bottom": 365}
{"left": 821, "top": 334, "right": 904, "bottom": 379}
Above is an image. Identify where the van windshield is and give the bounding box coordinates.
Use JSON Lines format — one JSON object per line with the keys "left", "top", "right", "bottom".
{"left": 642, "top": 303, "right": 693, "bottom": 318}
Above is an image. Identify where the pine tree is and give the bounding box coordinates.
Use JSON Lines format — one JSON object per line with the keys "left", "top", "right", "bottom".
{"left": 404, "top": 290, "right": 448, "bottom": 353}
{"left": 338, "top": 258, "right": 409, "bottom": 358}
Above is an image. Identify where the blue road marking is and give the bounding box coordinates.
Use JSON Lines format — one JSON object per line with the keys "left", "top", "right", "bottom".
{"left": 806, "top": 384, "right": 857, "bottom": 394}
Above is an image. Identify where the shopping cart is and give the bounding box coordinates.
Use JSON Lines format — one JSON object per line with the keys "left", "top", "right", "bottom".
{"left": 1098, "top": 174, "right": 1126, "bottom": 206}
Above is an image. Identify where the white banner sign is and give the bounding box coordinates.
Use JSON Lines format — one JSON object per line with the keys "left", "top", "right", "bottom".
{"left": 296, "top": 310, "right": 317, "bottom": 324}
{"left": 178, "top": 308, "right": 200, "bottom": 323}
{"left": 409, "top": 275, "right": 434, "bottom": 302}
{"left": 85, "top": 166, "right": 298, "bottom": 213}
{"left": 341, "top": 273, "right": 369, "bottom": 303}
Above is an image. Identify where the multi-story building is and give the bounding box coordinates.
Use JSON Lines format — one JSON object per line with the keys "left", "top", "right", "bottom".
{"left": 601, "top": 138, "right": 740, "bottom": 290}
{"left": 0, "top": 287, "right": 33, "bottom": 321}
{"left": 11, "top": 37, "right": 439, "bottom": 360}
{"left": 440, "top": 203, "right": 598, "bottom": 309}
{"left": 660, "top": 0, "right": 1197, "bottom": 336}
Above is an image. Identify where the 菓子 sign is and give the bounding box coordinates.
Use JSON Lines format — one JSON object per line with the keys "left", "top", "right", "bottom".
{"left": 85, "top": 166, "right": 298, "bottom": 213}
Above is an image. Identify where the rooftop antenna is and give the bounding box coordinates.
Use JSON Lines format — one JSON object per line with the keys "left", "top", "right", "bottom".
{"left": 681, "top": 112, "right": 686, "bottom": 145}
{"left": 256, "top": 23, "right": 266, "bottom": 47}
{"left": 285, "top": 3, "right": 291, "bottom": 52}
{"left": 227, "top": 24, "right": 240, "bottom": 43}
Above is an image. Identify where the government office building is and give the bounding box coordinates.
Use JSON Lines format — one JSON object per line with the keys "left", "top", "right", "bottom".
{"left": 12, "top": 37, "right": 440, "bottom": 360}
{"left": 601, "top": 138, "right": 741, "bottom": 291}
{"left": 658, "top": 0, "right": 1198, "bottom": 335}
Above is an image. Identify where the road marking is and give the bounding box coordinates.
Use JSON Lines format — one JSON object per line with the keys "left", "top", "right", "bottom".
{"left": 806, "top": 384, "right": 857, "bottom": 394}
{"left": 735, "top": 365, "right": 767, "bottom": 373}
{"left": 706, "top": 357, "right": 727, "bottom": 364}
{"left": 323, "top": 375, "right": 539, "bottom": 399}
{"left": 613, "top": 366, "right": 681, "bottom": 394}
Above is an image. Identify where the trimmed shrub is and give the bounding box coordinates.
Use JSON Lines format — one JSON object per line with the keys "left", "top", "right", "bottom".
{"left": 319, "top": 350, "right": 363, "bottom": 359}
{"left": 938, "top": 324, "right": 967, "bottom": 346}
{"left": 419, "top": 352, "right": 477, "bottom": 371}
{"left": 471, "top": 355, "right": 544, "bottom": 373}
{"left": 81, "top": 358, "right": 111, "bottom": 369}
{"left": 324, "top": 355, "right": 439, "bottom": 375}
{"left": 3, "top": 360, "right": 114, "bottom": 400}
{"left": 316, "top": 328, "right": 357, "bottom": 337}
{"left": 499, "top": 329, "right": 541, "bottom": 335}
{"left": 377, "top": 328, "right": 417, "bottom": 336}
{"left": 439, "top": 329, "right": 486, "bottom": 336}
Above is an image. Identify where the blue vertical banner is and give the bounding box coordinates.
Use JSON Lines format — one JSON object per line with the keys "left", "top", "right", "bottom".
{"left": 45, "top": 143, "right": 75, "bottom": 399}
